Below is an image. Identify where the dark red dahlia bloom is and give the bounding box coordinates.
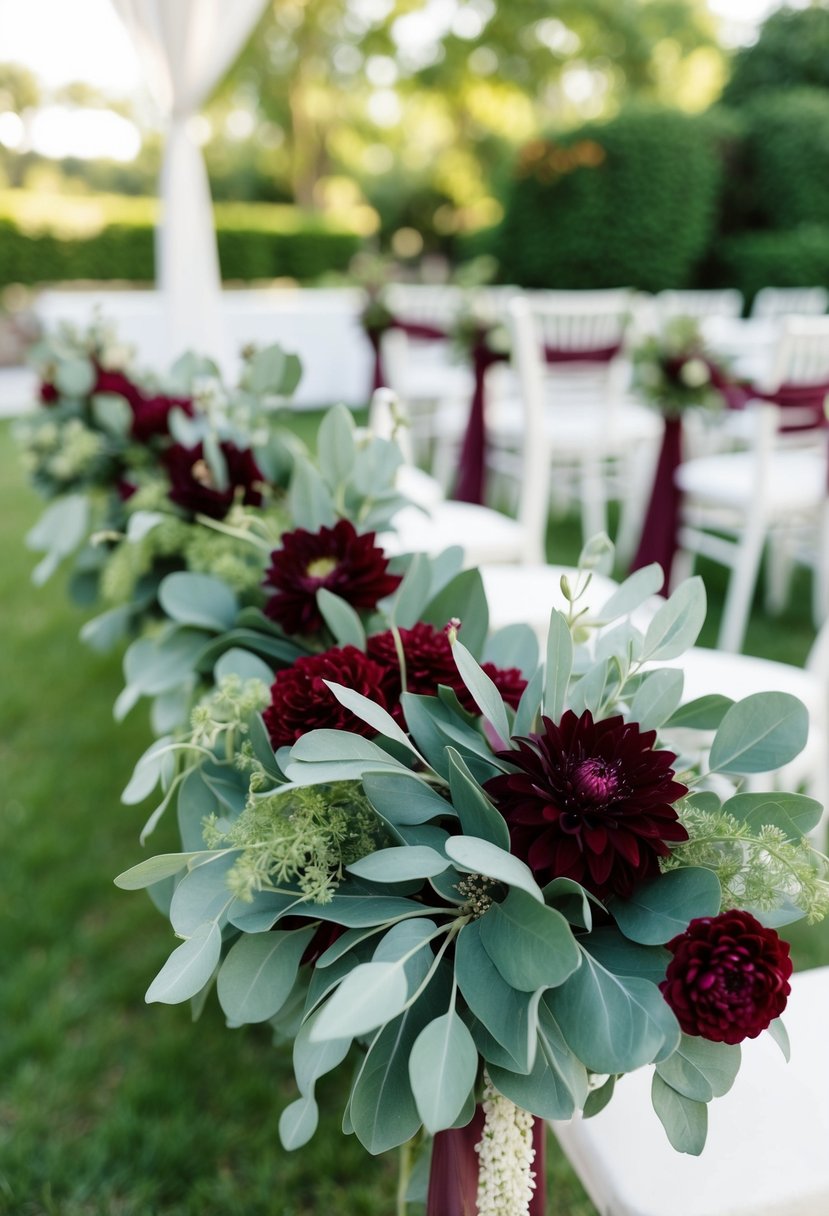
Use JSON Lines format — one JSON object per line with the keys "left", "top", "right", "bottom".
{"left": 366, "top": 622, "right": 527, "bottom": 721}
{"left": 483, "top": 710, "right": 688, "bottom": 899}
{"left": 263, "top": 645, "right": 391, "bottom": 749}
{"left": 660, "top": 910, "right": 792, "bottom": 1044}
{"left": 263, "top": 520, "right": 401, "bottom": 636}
{"left": 162, "top": 441, "right": 265, "bottom": 520}
{"left": 39, "top": 380, "right": 59, "bottom": 405}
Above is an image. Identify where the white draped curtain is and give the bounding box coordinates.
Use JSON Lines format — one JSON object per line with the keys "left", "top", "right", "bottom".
{"left": 110, "top": 0, "right": 268, "bottom": 366}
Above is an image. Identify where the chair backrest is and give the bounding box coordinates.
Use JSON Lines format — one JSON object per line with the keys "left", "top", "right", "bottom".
{"left": 383, "top": 283, "right": 468, "bottom": 328}
{"left": 508, "top": 290, "right": 634, "bottom": 416}
{"left": 505, "top": 296, "right": 556, "bottom": 557}
{"left": 658, "top": 289, "right": 744, "bottom": 322}
{"left": 751, "top": 286, "right": 829, "bottom": 320}
{"left": 763, "top": 316, "right": 829, "bottom": 391}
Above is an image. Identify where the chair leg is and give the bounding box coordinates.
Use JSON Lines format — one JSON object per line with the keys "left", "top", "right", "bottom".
{"left": 579, "top": 454, "right": 607, "bottom": 543}
{"left": 717, "top": 523, "right": 767, "bottom": 653}
{"left": 765, "top": 531, "right": 793, "bottom": 617}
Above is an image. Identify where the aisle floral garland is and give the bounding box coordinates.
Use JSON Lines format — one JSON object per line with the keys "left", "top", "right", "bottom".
{"left": 18, "top": 320, "right": 829, "bottom": 1215}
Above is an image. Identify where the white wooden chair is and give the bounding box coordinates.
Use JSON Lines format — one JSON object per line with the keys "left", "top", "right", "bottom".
{"left": 658, "top": 289, "right": 744, "bottom": 323}
{"left": 673, "top": 317, "right": 829, "bottom": 652}
{"left": 552, "top": 965, "right": 829, "bottom": 1216}
{"left": 751, "top": 286, "right": 828, "bottom": 320}
{"left": 372, "top": 388, "right": 549, "bottom": 567}
{"left": 494, "top": 291, "right": 662, "bottom": 561}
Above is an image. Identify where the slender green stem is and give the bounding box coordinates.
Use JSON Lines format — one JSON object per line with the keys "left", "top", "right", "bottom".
{"left": 396, "top": 1137, "right": 413, "bottom": 1216}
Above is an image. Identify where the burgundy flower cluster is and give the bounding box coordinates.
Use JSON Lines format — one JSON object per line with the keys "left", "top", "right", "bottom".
{"left": 162, "top": 441, "right": 266, "bottom": 520}
{"left": 94, "top": 368, "right": 194, "bottom": 443}
{"left": 264, "top": 624, "right": 527, "bottom": 749}
{"left": 660, "top": 910, "right": 792, "bottom": 1044}
{"left": 263, "top": 520, "right": 402, "bottom": 635}
{"left": 484, "top": 710, "right": 688, "bottom": 900}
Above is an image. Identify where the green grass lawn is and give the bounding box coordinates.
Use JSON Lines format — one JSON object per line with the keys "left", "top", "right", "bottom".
{"left": 1, "top": 416, "right": 827, "bottom": 1216}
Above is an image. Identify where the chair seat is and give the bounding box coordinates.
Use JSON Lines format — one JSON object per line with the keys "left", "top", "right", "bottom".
{"left": 495, "top": 396, "right": 661, "bottom": 452}
{"left": 552, "top": 966, "right": 829, "bottom": 1216}
{"left": 480, "top": 564, "right": 619, "bottom": 641}
{"left": 395, "top": 464, "right": 445, "bottom": 509}
{"left": 379, "top": 501, "right": 531, "bottom": 566}
{"left": 676, "top": 450, "right": 826, "bottom": 515}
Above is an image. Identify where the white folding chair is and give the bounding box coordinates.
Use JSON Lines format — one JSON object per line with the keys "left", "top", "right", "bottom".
{"left": 552, "top": 965, "right": 829, "bottom": 1216}
{"left": 373, "top": 387, "right": 549, "bottom": 567}
{"left": 673, "top": 317, "right": 829, "bottom": 652}
{"left": 658, "top": 289, "right": 744, "bottom": 323}
{"left": 498, "top": 291, "right": 662, "bottom": 560}
{"left": 751, "top": 287, "right": 829, "bottom": 321}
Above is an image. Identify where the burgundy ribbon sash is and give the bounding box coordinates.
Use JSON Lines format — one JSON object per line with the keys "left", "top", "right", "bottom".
{"left": 426, "top": 1111, "right": 546, "bottom": 1216}
{"left": 629, "top": 377, "right": 829, "bottom": 582}
{"left": 365, "top": 315, "right": 450, "bottom": 395}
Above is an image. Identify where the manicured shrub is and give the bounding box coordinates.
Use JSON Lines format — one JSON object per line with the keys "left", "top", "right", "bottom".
{"left": 723, "top": 6, "right": 829, "bottom": 106}
{"left": 491, "top": 106, "right": 725, "bottom": 292}
{"left": 712, "top": 227, "right": 829, "bottom": 310}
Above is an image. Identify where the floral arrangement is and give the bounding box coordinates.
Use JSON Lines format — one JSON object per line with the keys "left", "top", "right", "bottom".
{"left": 16, "top": 319, "right": 827, "bottom": 1211}
{"left": 18, "top": 318, "right": 307, "bottom": 648}
{"left": 632, "top": 316, "right": 733, "bottom": 415}
{"left": 111, "top": 480, "right": 828, "bottom": 1214}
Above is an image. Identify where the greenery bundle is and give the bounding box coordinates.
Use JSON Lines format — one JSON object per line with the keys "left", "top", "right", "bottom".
{"left": 19, "top": 324, "right": 829, "bottom": 1214}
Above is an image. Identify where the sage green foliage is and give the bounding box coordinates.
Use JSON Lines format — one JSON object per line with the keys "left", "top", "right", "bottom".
{"left": 492, "top": 107, "right": 724, "bottom": 291}
{"left": 208, "top": 782, "right": 382, "bottom": 905}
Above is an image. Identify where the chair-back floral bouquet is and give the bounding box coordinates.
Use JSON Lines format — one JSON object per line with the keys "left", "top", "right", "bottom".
{"left": 632, "top": 315, "right": 735, "bottom": 416}
{"left": 112, "top": 425, "right": 828, "bottom": 1216}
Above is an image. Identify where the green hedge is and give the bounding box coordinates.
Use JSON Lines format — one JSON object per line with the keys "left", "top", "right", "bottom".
{"left": 713, "top": 227, "right": 829, "bottom": 308}
{"left": 0, "top": 216, "right": 362, "bottom": 287}
{"left": 490, "top": 106, "right": 727, "bottom": 292}
{"left": 722, "top": 89, "right": 829, "bottom": 232}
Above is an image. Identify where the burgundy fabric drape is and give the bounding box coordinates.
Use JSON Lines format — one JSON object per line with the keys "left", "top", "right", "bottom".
{"left": 364, "top": 316, "right": 450, "bottom": 397}
{"left": 629, "top": 414, "right": 683, "bottom": 583}
{"left": 426, "top": 1112, "right": 547, "bottom": 1216}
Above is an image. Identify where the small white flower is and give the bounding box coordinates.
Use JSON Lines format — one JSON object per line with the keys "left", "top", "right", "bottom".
{"left": 679, "top": 357, "right": 710, "bottom": 389}
{"left": 476, "top": 1075, "right": 536, "bottom": 1216}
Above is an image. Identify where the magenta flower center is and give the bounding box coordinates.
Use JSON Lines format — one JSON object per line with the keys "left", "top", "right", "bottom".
{"left": 572, "top": 757, "right": 622, "bottom": 805}
{"left": 306, "top": 556, "right": 338, "bottom": 579}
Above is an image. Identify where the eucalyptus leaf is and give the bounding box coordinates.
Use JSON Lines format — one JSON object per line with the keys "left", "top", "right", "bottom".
{"left": 544, "top": 610, "right": 573, "bottom": 721}
{"left": 145, "top": 921, "right": 222, "bottom": 1005}
{"left": 316, "top": 589, "right": 366, "bottom": 649}
{"left": 213, "top": 647, "right": 273, "bottom": 686}
{"left": 362, "top": 771, "right": 454, "bottom": 826}
{"left": 446, "top": 748, "right": 510, "bottom": 849}
{"left": 651, "top": 1073, "right": 708, "bottom": 1155}
{"left": 323, "top": 681, "right": 418, "bottom": 754}
{"left": 478, "top": 889, "right": 580, "bottom": 991}
{"left": 444, "top": 836, "right": 544, "bottom": 903}
{"left": 169, "top": 851, "right": 238, "bottom": 937}
{"left": 121, "top": 735, "right": 176, "bottom": 806}
{"left": 421, "top": 568, "right": 489, "bottom": 658}
{"left": 630, "top": 668, "right": 685, "bottom": 731}
{"left": 598, "top": 564, "right": 664, "bottom": 622}
{"left": 391, "top": 553, "right": 433, "bottom": 628}
{"left": 656, "top": 1035, "right": 741, "bottom": 1102}
{"left": 293, "top": 1009, "right": 352, "bottom": 1096}
{"left": 217, "top": 928, "right": 315, "bottom": 1024}
{"left": 409, "top": 1011, "right": 478, "bottom": 1133}
{"left": 666, "top": 694, "right": 734, "bottom": 731}
{"left": 641, "top": 577, "right": 706, "bottom": 661}
{"left": 288, "top": 456, "right": 336, "bottom": 530}
{"left": 722, "top": 791, "right": 822, "bottom": 840}
{"left": 278, "top": 1095, "right": 319, "bottom": 1151}
{"left": 451, "top": 639, "right": 510, "bottom": 744}
{"left": 610, "top": 868, "right": 722, "bottom": 946}
{"left": 80, "top": 604, "right": 134, "bottom": 653}
{"left": 454, "top": 920, "right": 539, "bottom": 1074}
{"left": 317, "top": 403, "right": 356, "bottom": 487}
{"left": 114, "top": 850, "right": 221, "bottom": 890}
{"left": 347, "top": 845, "right": 448, "bottom": 883}
{"left": 158, "top": 572, "right": 238, "bottom": 632}
{"left": 708, "top": 692, "right": 809, "bottom": 775}
{"left": 767, "top": 1017, "right": 790, "bottom": 1061}
{"left": 484, "top": 623, "right": 539, "bottom": 680}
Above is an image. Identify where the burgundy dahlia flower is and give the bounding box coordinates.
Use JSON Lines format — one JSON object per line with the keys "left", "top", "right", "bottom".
{"left": 484, "top": 710, "right": 688, "bottom": 899}
{"left": 366, "top": 622, "right": 527, "bottom": 720}
{"left": 263, "top": 520, "right": 401, "bottom": 636}
{"left": 660, "top": 910, "right": 792, "bottom": 1044}
{"left": 162, "top": 441, "right": 265, "bottom": 520}
{"left": 263, "top": 645, "right": 392, "bottom": 749}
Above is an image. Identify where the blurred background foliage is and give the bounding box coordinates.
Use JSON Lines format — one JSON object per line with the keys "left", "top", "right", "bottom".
{"left": 2, "top": 2, "right": 829, "bottom": 303}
